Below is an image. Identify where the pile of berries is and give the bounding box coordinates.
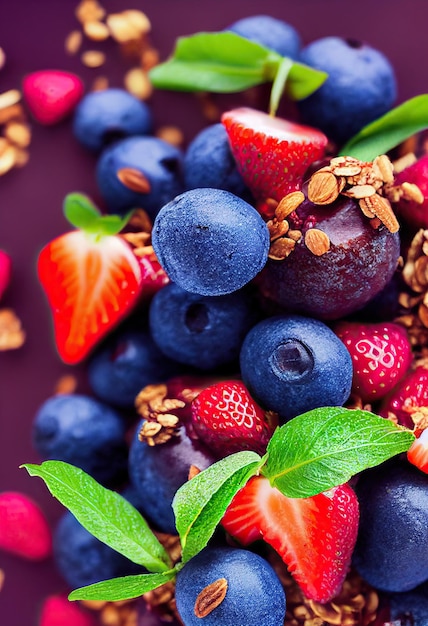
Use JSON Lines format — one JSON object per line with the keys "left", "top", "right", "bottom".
{"left": 3, "top": 8, "right": 428, "bottom": 626}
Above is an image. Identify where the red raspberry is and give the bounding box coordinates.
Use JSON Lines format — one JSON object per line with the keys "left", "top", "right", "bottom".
{"left": 39, "top": 594, "right": 97, "bottom": 626}
{"left": 0, "top": 491, "right": 52, "bottom": 560}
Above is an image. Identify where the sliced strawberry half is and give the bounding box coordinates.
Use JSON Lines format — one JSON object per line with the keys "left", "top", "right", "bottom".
{"left": 407, "top": 428, "right": 428, "bottom": 473}
{"left": 221, "top": 107, "right": 328, "bottom": 217}
{"left": 38, "top": 194, "right": 143, "bottom": 364}
{"left": 222, "top": 475, "right": 359, "bottom": 603}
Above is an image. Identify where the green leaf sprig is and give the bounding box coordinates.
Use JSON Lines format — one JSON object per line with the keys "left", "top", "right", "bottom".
{"left": 64, "top": 193, "right": 133, "bottom": 239}
{"left": 149, "top": 32, "right": 327, "bottom": 115}
{"left": 340, "top": 94, "right": 428, "bottom": 161}
{"left": 22, "top": 407, "right": 414, "bottom": 603}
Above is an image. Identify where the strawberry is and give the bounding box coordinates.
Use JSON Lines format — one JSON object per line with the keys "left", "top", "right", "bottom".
{"left": 190, "top": 380, "right": 275, "bottom": 457}
{"left": 379, "top": 365, "right": 428, "bottom": 429}
{"left": 334, "top": 321, "right": 413, "bottom": 403}
{"left": 221, "top": 475, "right": 359, "bottom": 603}
{"left": 0, "top": 249, "right": 12, "bottom": 301}
{"left": 392, "top": 154, "right": 428, "bottom": 229}
{"left": 221, "top": 107, "right": 328, "bottom": 218}
{"left": 407, "top": 428, "right": 428, "bottom": 473}
{"left": 22, "top": 70, "right": 84, "bottom": 125}
{"left": 40, "top": 594, "right": 97, "bottom": 626}
{"left": 38, "top": 194, "right": 143, "bottom": 364}
{"left": 136, "top": 246, "right": 170, "bottom": 300}
{"left": 0, "top": 491, "right": 52, "bottom": 560}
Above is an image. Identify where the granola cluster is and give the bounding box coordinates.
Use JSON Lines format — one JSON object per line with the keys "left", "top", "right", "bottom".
{"left": 267, "top": 154, "right": 423, "bottom": 261}
{"left": 135, "top": 383, "right": 184, "bottom": 446}
{"left": 396, "top": 228, "right": 428, "bottom": 352}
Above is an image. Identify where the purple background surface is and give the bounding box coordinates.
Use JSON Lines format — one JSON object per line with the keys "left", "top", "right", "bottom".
{"left": 1, "top": 1, "right": 428, "bottom": 624}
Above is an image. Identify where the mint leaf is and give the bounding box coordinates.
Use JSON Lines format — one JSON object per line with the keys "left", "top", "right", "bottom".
{"left": 22, "top": 461, "right": 172, "bottom": 573}
{"left": 285, "top": 61, "right": 328, "bottom": 101}
{"left": 150, "top": 32, "right": 280, "bottom": 92}
{"left": 64, "top": 193, "right": 132, "bottom": 237}
{"left": 95, "top": 211, "right": 134, "bottom": 237}
{"left": 68, "top": 571, "right": 176, "bottom": 602}
{"left": 340, "top": 94, "right": 428, "bottom": 161}
{"left": 64, "top": 193, "right": 100, "bottom": 229}
{"left": 149, "top": 32, "right": 326, "bottom": 102}
{"left": 173, "top": 451, "right": 262, "bottom": 563}
{"left": 262, "top": 407, "right": 415, "bottom": 498}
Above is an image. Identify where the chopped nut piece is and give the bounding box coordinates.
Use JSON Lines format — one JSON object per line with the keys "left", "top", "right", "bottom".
{"left": 332, "top": 163, "right": 362, "bottom": 177}
{"left": 0, "top": 144, "right": 16, "bottom": 175}
{"left": 83, "top": 20, "right": 110, "bottom": 41}
{"left": 267, "top": 218, "right": 290, "bottom": 241}
{"left": 0, "top": 48, "right": 5, "bottom": 70}
{"left": 359, "top": 194, "right": 399, "bottom": 233}
{"left": 92, "top": 75, "right": 109, "bottom": 91}
{"left": 0, "top": 569, "right": 4, "bottom": 592}
{"left": 121, "top": 9, "right": 151, "bottom": 34}
{"left": 275, "top": 191, "right": 305, "bottom": 219}
{"left": 401, "top": 181, "right": 425, "bottom": 203}
{"left": 344, "top": 184, "right": 377, "bottom": 199}
{"left": 0, "top": 309, "right": 25, "bottom": 350}
{"left": 4, "top": 121, "right": 31, "bottom": 147}
{"left": 308, "top": 169, "right": 340, "bottom": 204}
{"left": 156, "top": 125, "right": 184, "bottom": 147}
{"left": 304, "top": 228, "right": 330, "bottom": 256}
{"left": 393, "top": 151, "right": 418, "bottom": 174}
{"left": 124, "top": 67, "right": 152, "bottom": 99}
{"left": 75, "top": 0, "right": 105, "bottom": 24}
{"left": 81, "top": 50, "right": 106, "bottom": 68}
{"left": 188, "top": 464, "right": 201, "bottom": 480}
{"left": 106, "top": 12, "right": 142, "bottom": 42}
{"left": 65, "top": 30, "right": 83, "bottom": 55}
{"left": 269, "top": 237, "right": 296, "bottom": 260}
{"left": 373, "top": 154, "right": 394, "bottom": 183}
{"left": 55, "top": 375, "right": 78, "bottom": 395}
{"left": 0, "top": 103, "right": 25, "bottom": 125}
{"left": 0, "top": 89, "right": 21, "bottom": 110}
{"left": 194, "top": 578, "right": 228, "bottom": 618}
{"left": 117, "top": 167, "right": 151, "bottom": 193}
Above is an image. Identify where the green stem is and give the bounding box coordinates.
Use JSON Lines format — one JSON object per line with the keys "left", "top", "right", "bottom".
{"left": 269, "top": 57, "right": 293, "bottom": 116}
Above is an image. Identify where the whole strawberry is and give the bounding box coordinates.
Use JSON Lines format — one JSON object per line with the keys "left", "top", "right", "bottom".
{"left": 334, "top": 321, "right": 413, "bottom": 403}
{"left": 38, "top": 194, "right": 143, "bottom": 364}
{"left": 22, "top": 70, "right": 84, "bottom": 125}
{"left": 222, "top": 107, "right": 328, "bottom": 218}
{"left": 0, "top": 491, "right": 52, "bottom": 560}
{"left": 0, "top": 249, "right": 12, "bottom": 301}
{"left": 392, "top": 154, "right": 428, "bottom": 229}
{"left": 379, "top": 364, "right": 428, "bottom": 428}
{"left": 190, "top": 380, "right": 275, "bottom": 457}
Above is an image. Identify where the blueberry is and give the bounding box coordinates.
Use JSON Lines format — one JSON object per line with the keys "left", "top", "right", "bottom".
{"left": 53, "top": 511, "right": 144, "bottom": 589}
{"left": 128, "top": 422, "right": 216, "bottom": 534}
{"left": 239, "top": 314, "right": 353, "bottom": 422}
{"left": 152, "top": 188, "right": 270, "bottom": 296}
{"left": 184, "top": 123, "right": 249, "bottom": 198}
{"left": 297, "top": 37, "right": 397, "bottom": 145}
{"left": 73, "top": 88, "right": 153, "bottom": 152}
{"left": 387, "top": 583, "right": 428, "bottom": 626}
{"left": 87, "top": 329, "right": 181, "bottom": 409}
{"left": 149, "top": 283, "right": 259, "bottom": 370}
{"left": 175, "top": 547, "right": 286, "bottom": 626}
{"left": 226, "top": 15, "right": 301, "bottom": 59}
{"left": 96, "top": 136, "right": 184, "bottom": 218}
{"left": 32, "top": 394, "right": 128, "bottom": 485}
{"left": 353, "top": 461, "right": 428, "bottom": 593}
